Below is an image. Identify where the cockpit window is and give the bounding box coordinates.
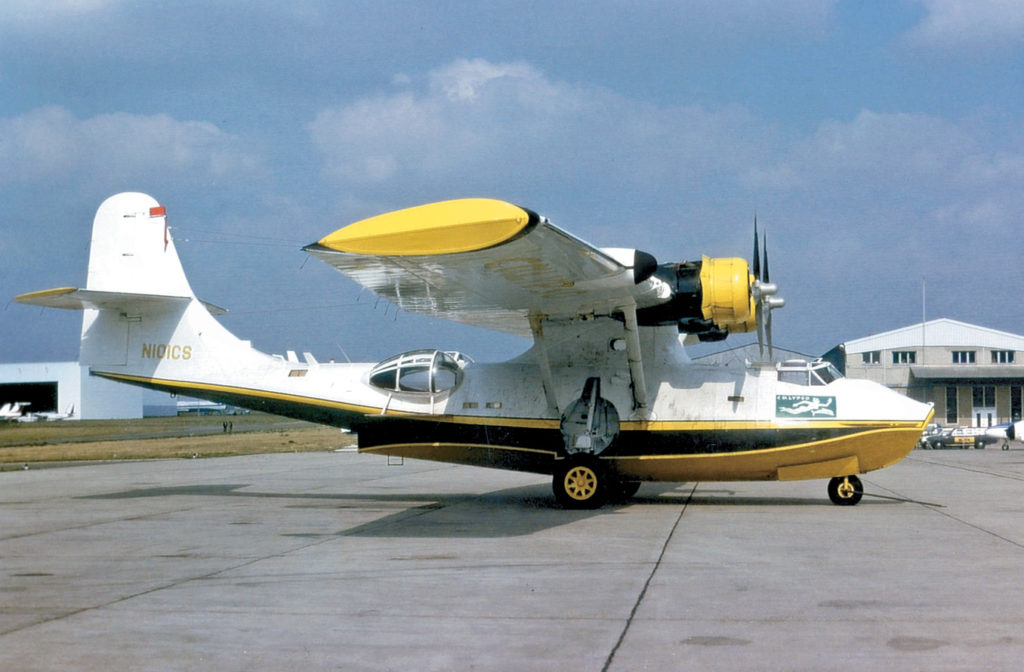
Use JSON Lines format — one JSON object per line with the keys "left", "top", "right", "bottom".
{"left": 368, "top": 350, "right": 469, "bottom": 394}
{"left": 811, "top": 362, "right": 842, "bottom": 385}
{"left": 777, "top": 359, "right": 843, "bottom": 386}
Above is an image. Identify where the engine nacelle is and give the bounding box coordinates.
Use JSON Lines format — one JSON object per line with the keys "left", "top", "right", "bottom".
{"left": 699, "top": 256, "right": 757, "bottom": 334}
{"left": 633, "top": 256, "right": 756, "bottom": 339}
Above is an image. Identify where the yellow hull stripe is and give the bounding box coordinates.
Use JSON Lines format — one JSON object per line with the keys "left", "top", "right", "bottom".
{"left": 94, "top": 372, "right": 384, "bottom": 417}
{"left": 361, "top": 442, "right": 557, "bottom": 459}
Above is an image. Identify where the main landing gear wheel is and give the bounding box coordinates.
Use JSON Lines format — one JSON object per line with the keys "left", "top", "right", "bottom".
{"left": 827, "top": 475, "right": 863, "bottom": 506}
{"left": 553, "top": 455, "right": 608, "bottom": 509}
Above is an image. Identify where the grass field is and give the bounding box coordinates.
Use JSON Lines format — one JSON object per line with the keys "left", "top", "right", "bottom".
{"left": 0, "top": 414, "right": 356, "bottom": 469}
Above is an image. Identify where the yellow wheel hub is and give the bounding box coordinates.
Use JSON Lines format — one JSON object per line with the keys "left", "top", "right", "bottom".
{"left": 564, "top": 465, "right": 598, "bottom": 501}
{"left": 837, "top": 478, "right": 856, "bottom": 499}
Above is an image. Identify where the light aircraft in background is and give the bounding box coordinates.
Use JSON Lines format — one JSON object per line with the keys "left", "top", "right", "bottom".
{"left": 26, "top": 404, "right": 77, "bottom": 422}
{"left": 1006, "top": 421, "right": 1024, "bottom": 449}
{"left": 0, "top": 401, "right": 30, "bottom": 422}
{"left": 15, "top": 193, "right": 933, "bottom": 507}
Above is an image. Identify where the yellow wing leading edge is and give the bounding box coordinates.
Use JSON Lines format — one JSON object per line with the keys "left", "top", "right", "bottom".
{"left": 317, "top": 199, "right": 535, "bottom": 256}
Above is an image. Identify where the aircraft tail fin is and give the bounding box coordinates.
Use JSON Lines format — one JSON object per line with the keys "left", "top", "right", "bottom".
{"left": 15, "top": 192, "right": 243, "bottom": 371}
{"left": 84, "top": 192, "right": 194, "bottom": 298}
{"left": 15, "top": 192, "right": 195, "bottom": 309}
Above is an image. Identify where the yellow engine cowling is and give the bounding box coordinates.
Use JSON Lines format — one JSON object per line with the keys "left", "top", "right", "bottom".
{"left": 698, "top": 256, "right": 756, "bottom": 333}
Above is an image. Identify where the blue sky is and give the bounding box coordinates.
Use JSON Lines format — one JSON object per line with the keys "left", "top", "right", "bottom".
{"left": 3, "top": 1, "right": 1023, "bottom": 364}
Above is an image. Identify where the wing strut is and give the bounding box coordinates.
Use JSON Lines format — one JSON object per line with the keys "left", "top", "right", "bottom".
{"left": 619, "top": 303, "right": 649, "bottom": 415}
{"left": 529, "top": 316, "right": 561, "bottom": 417}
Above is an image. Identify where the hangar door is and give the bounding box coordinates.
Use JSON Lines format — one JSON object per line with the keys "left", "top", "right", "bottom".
{"left": 972, "top": 385, "right": 996, "bottom": 427}
{"left": 0, "top": 382, "right": 58, "bottom": 415}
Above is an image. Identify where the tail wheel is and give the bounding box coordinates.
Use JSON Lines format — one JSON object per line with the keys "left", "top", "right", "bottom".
{"left": 828, "top": 475, "right": 863, "bottom": 506}
{"left": 553, "top": 455, "right": 608, "bottom": 509}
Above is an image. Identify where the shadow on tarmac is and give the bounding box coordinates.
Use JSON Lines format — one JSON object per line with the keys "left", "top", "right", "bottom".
{"left": 76, "top": 480, "right": 898, "bottom": 538}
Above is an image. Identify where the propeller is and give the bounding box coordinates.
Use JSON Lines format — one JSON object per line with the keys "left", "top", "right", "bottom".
{"left": 751, "top": 216, "right": 784, "bottom": 360}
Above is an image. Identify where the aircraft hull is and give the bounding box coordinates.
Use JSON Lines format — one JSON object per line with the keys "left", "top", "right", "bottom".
{"left": 93, "top": 368, "right": 933, "bottom": 484}
{"left": 356, "top": 413, "right": 932, "bottom": 482}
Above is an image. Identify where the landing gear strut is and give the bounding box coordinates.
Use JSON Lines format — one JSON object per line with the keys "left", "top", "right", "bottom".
{"left": 827, "top": 475, "right": 863, "bottom": 506}
{"left": 553, "top": 377, "right": 621, "bottom": 509}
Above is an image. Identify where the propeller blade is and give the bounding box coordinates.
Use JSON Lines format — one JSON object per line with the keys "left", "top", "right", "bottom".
{"left": 763, "top": 228, "right": 772, "bottom": 358}
{"left": 762, "top": 230, "right": 769, "bottom": 284}
{"left": 752, "top": 215, "right": 765, "bottom": 359}
{"left": 752, "top": 215, "right": 761, "bottom": 281}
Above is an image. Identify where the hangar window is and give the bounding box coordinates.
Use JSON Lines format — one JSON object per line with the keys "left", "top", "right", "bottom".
{"left": 972, "top": 385, "right": 995, "bottom": 408}
{"left": 993, "top": 350, "right": 1015, "bottom": 364}
{"left": 861, "top": 351, "right": 880, "bottom": 365}
{"left": 952, "top": 350, "right": 975, "bottom": 364}
{"left": 946, "top": 386, "right": 958, "bottom": 424}
{"left": 368, "top": 350, "right": 469, "bottom": 394}
{"left": 892, "top": 351, "right": 916, "bottom": 365}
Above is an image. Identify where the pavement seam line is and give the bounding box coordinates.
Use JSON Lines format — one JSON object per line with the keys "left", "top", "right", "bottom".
{"left": 0, "top": 507, "right": 371, "bottom": 637}
{"left": 602, "top": 483, "right": 697, "bottom": 672}
{"left": 868, "top": 478, "right": 1024, "bottom": 551}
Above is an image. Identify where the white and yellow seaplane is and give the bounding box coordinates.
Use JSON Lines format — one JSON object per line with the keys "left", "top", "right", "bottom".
{"left": 16, "top": 192, "right": 933, "bottom": 507}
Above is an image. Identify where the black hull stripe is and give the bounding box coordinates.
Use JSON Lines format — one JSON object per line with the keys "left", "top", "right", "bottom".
{"left": 354, "top": 416, "right": 884, "bottom": 457}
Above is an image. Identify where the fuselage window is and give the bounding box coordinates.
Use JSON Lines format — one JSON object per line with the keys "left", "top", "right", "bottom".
{"left": 779, "top": 369, "right": 809, "bottom": 386}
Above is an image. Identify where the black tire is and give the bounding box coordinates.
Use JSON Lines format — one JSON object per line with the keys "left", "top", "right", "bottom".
{"left": 608, "top": 479, "right": 642, "bottom": 502}
{"left": 827, "top": 475, "right": 863, "bottom": 506}
{"left": 553, "top": 454, "right": 608, "bottom": 509}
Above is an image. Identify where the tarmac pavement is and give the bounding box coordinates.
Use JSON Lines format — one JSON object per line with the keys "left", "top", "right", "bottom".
{"left": 1, "top": 446, "right": 1022, "bottom": 671}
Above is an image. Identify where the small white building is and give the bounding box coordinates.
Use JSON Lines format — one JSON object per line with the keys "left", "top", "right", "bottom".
{"left": 0, "top": 362, "right": 143, "bottom": 420}
{"left": 824, "top": 319, "right": 1024, "bottom": 427}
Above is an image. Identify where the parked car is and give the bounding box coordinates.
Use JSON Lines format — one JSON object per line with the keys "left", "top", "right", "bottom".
{"left": 921, "top": 426, "right": 977, "bottom": 449}
{"left": 918, "top": 423, "right": 942, "bottom": 449}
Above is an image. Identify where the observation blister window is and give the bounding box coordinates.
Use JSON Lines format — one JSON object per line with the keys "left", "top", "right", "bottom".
{"left": 368, "top": 349, "right": 469, "bottom": 394}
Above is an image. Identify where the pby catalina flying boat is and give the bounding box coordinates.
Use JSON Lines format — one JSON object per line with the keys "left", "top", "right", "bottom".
{"left": 16, "top": 193, "right": 933, "bottom": 507}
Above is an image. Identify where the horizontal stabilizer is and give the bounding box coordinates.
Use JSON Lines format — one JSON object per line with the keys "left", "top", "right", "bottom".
{"left": 15, "top": 287, "right": 226, "bottom": 315}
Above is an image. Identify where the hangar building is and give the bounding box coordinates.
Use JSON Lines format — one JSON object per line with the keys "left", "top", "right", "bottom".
{"left": 0, "top": 362, "right": 143, "bottom": 420}
{"left": 824, "top": 318, "right": 1024, "bottom": 427}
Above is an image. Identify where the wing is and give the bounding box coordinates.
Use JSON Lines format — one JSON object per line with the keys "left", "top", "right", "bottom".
{"left": 304, "top": 199, "right": 668, "bottom": 336}
{"left": 14, "top": 287, "right": 227, "bottom": 315}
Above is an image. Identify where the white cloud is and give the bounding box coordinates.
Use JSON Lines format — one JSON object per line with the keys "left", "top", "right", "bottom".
{"left": 431, "top": 59, "right": 539, "bottom": 102}
{"left": 0, "top": 106, "right": 260, "bottom": 186}
{"left": 307, "top": 57, "right": 1024, "bottom": 266}
{"left": 750, "top": 109, "right": 1022, "bottom": 198}
{"left": 906, "top": 0, "right": 1024, "bottom": 50}
{"left": 308, "top": 58, "right": 769, "bottom": 205}
{"left": 0, "top": 0, "right": 122, "bottom": 25}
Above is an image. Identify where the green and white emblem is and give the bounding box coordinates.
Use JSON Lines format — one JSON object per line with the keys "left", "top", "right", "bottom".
{"left": 776, "top": 395, "right": 836, "bottom": 418}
